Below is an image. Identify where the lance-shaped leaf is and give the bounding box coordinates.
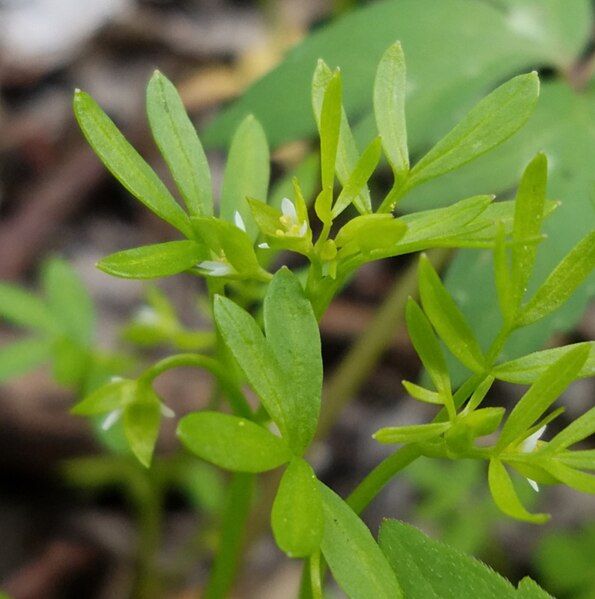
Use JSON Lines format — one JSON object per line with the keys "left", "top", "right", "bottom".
{"left": 541, "top": 459, "right": 595, "bottom": 494}
{"left": 405, "top": 298, "right": 451, "bottom": 401}
{"left": 213, "top": 295, "right": 287, "bottom": 435}
{"left": 124, "top": 395, "right": 161, "bottom": 468}
{"left": 312, "top": 60, "right": 371, "bottom": 214}
{"left": 406, "top": 72, "right": 539, "bottom": 189}
{"left": 147, "top": 70, "right": 213, "bottom": 216}
{"left": 271, "top": 458, "right": 323, "bottom": 557}
{"left": 547, "top": 407, "right": 595, "bottom": 451}
{"left": 374, "top": 422, "right": 451, "bottom": 444}
{"left": 336, "top": 214, "right": 407, "bottom": 257}
{"left": 98, "top": 240, "right": 204, "bottom": 279}
{"left": 493, "top": 222, "right": 514, "bottom": 323}
{"left": 0, "top": 337, "right": 53, "bottom": 383}
{"left": 517, "top": 577, "right": 555, "bottom": 599}
{"left": 177, "top": 412, "right": 291, "bottom": 473}
{"left": 73, "top": 90, "right": 192, "bottom": 237}
{"left": 488, "top": 459, "right": 549, "bottom": 524}
{"left": 71, "top": 378, "right": 135, "bottom": 416}
{"left": 319, "top": 484, "right": 403, "bottom": 599}
{"left": 418, "top": 255, "right": 486, "bottom": 372}
{"left": 516, "top": 231, "right": 595, "bottom": 326}
{"left": 220, "top": 115, "right": 270, "bottom": 240}
{"left": 0, "top": 283, "right": 55, "bottom": 333}
{"left": 402, "top": 380, "right": 443, "bottom": 405}
{"left": 264, "top": 269, "right": 322, "bottom": 454}
{"left": 496, "top": 345, "right": 589, "bottom": 452}
{"left": 493, "top": 341, "right": 595, "bottom": 384}
{"left": 510, "top": 153, "right": 548, "bottom": 308}
{"left": 42, "top": 258, "right": 95, "bottom": 346}
{"left": 374, "top": 41, "right": 408, "bottom": 182}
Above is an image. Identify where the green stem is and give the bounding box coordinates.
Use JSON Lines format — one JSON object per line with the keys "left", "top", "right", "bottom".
{"left": 377, "top": 180, "right": 409, "bottom": 213}
{"left": 204, "top": 473, "right": 255, "bottom": 599}
{"left": 309, "top": 551, "right": 323, "bottom": 599}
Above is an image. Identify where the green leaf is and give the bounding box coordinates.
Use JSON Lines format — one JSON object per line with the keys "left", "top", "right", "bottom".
{"left": 146, "top": 70, "right": 212, "bottom": 216}
{"left": 541, "top": 459, "right": 595, "bottom": 494}
{"left": 73, "top": 90, "right": 192, "bottom": 237}
{"left": 379, "top": 519, "right": 519, "bottom": 599}
{"left": 271, "top": 458, "right": 323, "bottom": 557}
{"left": 557, "top": 450, "right": 595, "bottom": 470}
{"left": 52, "top": 337, "right": 90, "bottom": 388}
{"left": 517, "top": 231, "right": 595, "bottom": 326}
{"left": 493, "top": 222, "right": 514, "bottom": 323}
{"left": 220, "top": 115, "right": 269, "bottom": 240}
{"left": 0, "top": 282, "right": 55, "bottom": 333}
{"left": 213, "top": 295, "right": 287, "bottom": 435}
{"left": 510, "top": 153, "right": 548, "bottom": 308}
{"left": 319, "top": 483, "right": 403, "bottom": 599}
{"left": 72, "top": 378, "right": 135, "bottom": 415}
{"left": 264, "top": 269, "right": 322, "bottom": 454}
{"left": 493, "top": 341, "right": 595, "bottom": 384}
{"left": 406, "top": 72, "right": 539, "bottom": 189}
{"left": 405, "top": 298, "right": 451, "bottom": 401}
{"left": 488, "top": 458, "right": 549, "bottom": 524}
{"left": 124, "top": 395, "right": 161, "bottom": 467}
{"left": 42, "top": 258, "right": 95, "bottom": 346}
{"left": 548, "top": 407, "right": 595, "bottom": 451}
{"left": 177, "top": 411, "right": 291, "bottom": 473}
{"left": 319, "top": 71, "right": 342, "bottom": 194}
{"left": 516, "top": 576, "right": 554, "bottom": 599}
{"left": 496, "top": 345, "right": 589, "bottom": 451}
{"left": 374, "top": 41, "right": 408, "bottom": 181}
{"left": 98, "top": 240, "right": 204, "bottom": 279}
{"left": 0, "top": 337, "right": 52, "bottom": 383}
{"left": 402, "top": 380, "right": 443, "bottom": 405}
{"left": 374, "top": 422, "right": 450, "bottom": 445}
{"left": 418, "top": 254, "right": 486, "bottom": 372}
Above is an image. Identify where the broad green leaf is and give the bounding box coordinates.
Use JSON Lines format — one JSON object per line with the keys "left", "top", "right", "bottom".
{"left": 541, "top": 459, "right": 595, "bottom": 494}
{"left": 146, "top": 70, "right": 213, "bottom": 216}
{"left": 488, "top": 459, "right": 549, "bottom": 524}
{"left": 493, "top": 342, "right": 595, "bottom": 384}
{"left": 264, "top": 269, "right": 322, "bottom": 454}
{"left": 406, "top": 73, "right": 539, "bottom": 189}
{"left": 0, "top": 283, "right": 55, "bottom": 333}
{"left": 405, "top": 298, "right": 451, "bottom": 400}
{"left": 177, "top": 412, "right": 291, "bottom": 473}
{"left": 71, "top": 378, "right": 135, "bottom": 415}
{"left": 124, "top": 396, "right": 161, "bottom": 467}
{"left": 510, "top": 153, "right": 547, "bottom": 308}
{"left": 374, "top": 422, "right": 450, "bottom": 444}
{"left": 220, "top": 115, "right": 269, "bottom": 240}
{"left": 547, "top": 407, "right": 595, "bottom": 451}
{"left": 213, "top": 295, "right": 287, "bottom": 435}
{"left": 319, "top": 483, "right": 403, "bottom": 599}
{"left": 73, "top": 90, "right": 192, "bottom": 237}
{"left": 517, "top": 231, "right": 595, "bottom": 326}
{"left": 418, "top": 254, "right": 486, "bottom": 372}
{"left": 496, "top": 345, "right": 589, "bottom": 451}
{"left": 319, "top": 71, "right": 342, "bottom": 194}
{"left": 0, "top": 337, "right": 52, "bottom": 383}
{"left": 402, "top": 380, "right": 443, "bottom": 405}
{"left": 379, "top": 519, "right": 519, "bottom": 599}
{"left": 98, "top": 241, "right": 203, "bottom": 279}
{"left": 374, "top": 41, "right": 408, "bottom": 181}
{"left": 271, "top": 458, "right": 323, "bottom": 557}
{"left": 42, "top": 258, "right": 95, "bottom": 346}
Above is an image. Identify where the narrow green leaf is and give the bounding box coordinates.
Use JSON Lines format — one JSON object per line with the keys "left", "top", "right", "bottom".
{"left": 557, "top": 450, "right": 595, "bottom": 470}
{"left": 264, "top": 269, "right": 322, "bottom": 454}
{"left": 548, "top": 408, "right": 595, "bottom": 451}
{"left": 336, "top": 214, "right": 407, "bottom": 256}
{"left": 541, "top": 459, "right": 595, "bottom": 494}
{"left": 124, "top": 397, "right": 161, "bottom": 468}
{"left": 71, "top": 379, "right": 135, "bottom": 415}
{"left": 98, "top": 240, "right": 204, "bottom": 279}
{"left": 407, "top": 72, "right": 539, "bottom": 188}
{"left": 73, "top": 90, "right": 192, "bottom": 237}
{"left": 271, "top": 458, "right": 323, "bottom": 557}
{"left": 517, "top": 231, "right": 595, "bottom": 326}
{"left": 177, "top": 412, "right": 291, "bottom": 473}
{"left": 146, "top": 70, "right": 213, "bottom": 216}
{"left": 510, "top": 153, "right": 548, "bottom": 307}
{"left": 374, "top": 422, "right": 450, "bottom": 444}
{"left": 319, "top": 484, "right": 403, "bottom": 599}
{"left": 0, "top": 283, "right": 55, "bottom": 333}
{"left": 42, "top": 258, "right": 94, "bottom": 346}
{"left": 493, "top": 222, "right": 514, "bottom": 323}
{"left": 379, "top": 519, "right": 519, "bottom": 599}
{"left": 374, "top": 41, "right": 408, "bottom": 181}
{"left": 402, "top": 380, "right": 443, "bottom": 405}
{"left": 496, "top": 345, "right": 589, "bottom": 451}
{"left": 418, "top": 254, "right": 486, "bottom": 372}
{"left": 52, "top": 337, "right": 90, "bottom": 388}
{"left": 405, "top": 298, "right": 451, "bottom": 400}
{"left": 493, "top": 342, "right": 595, "bottom": 384}
{"left": 220, "top": 115, "right": 270, "bottom": 240}
{"left": 319, "top": 71, "right": 342, "bottom": 194}
{"left": 488, "top": 459, "right": 549, "bottom": 524}
{"left": 213, "top": 295, "right": 287, "bottom": 435}
{"left": 0, "top": 337, "right": 52, "bottom": 383}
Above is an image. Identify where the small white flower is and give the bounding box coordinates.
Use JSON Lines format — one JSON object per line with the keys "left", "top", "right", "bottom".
{"left": 520, "top": 425, "right": 546, "bottom": 491}
{"left": 278, "top": 198, "right": 308, "bottom": 238}
{"left": 161, "top": 404, "right": 175, "bottom": 418}
{"left": 101, "top": 408, "right": 123, "bottom": 431}
{"left": 234, "top": 211, "right": 246, "bottom": 232}
{"left": 135, "top": 306, "right": 159, "bottom": 326}
{"left": 258, "top": 242, "right": 270, "bottom": 249}
{"left": 197, "top": 260, "right": 235, "bottom": 277}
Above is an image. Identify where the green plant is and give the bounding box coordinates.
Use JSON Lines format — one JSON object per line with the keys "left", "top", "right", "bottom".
{"left": 1, "top": 42, "right": 594, "bottom": 598}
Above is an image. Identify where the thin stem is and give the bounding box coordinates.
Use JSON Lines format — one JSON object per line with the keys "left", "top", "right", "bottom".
{"left": 377, "top": 180, "right": 409, "bottom": 213}
{"left": 309, "top": 551, "right": 323, "bottom": 599}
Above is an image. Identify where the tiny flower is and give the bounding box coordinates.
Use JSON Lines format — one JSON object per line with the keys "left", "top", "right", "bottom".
{"left": 197, "top": 258, "right": 236, "bottom": 277}
{"left": 161, "top": 404, "right": 175, "bottom": 418}
{"left": 520, "top": 425, "right": 546, "bottom": 491}
{"left": 258, "top": 242, "right": 270, "bottom": 249}
{"left": 234, "top": 211, "right": 247, "bottom": 232}
{"left": 101, "top": 407, "right": 123, "bottom": 431}
{"left": 278, "top": 198, "right": 308, "bottom": 238}
{"left": 135, "top": 306, "right": 159, "bottom": 326}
